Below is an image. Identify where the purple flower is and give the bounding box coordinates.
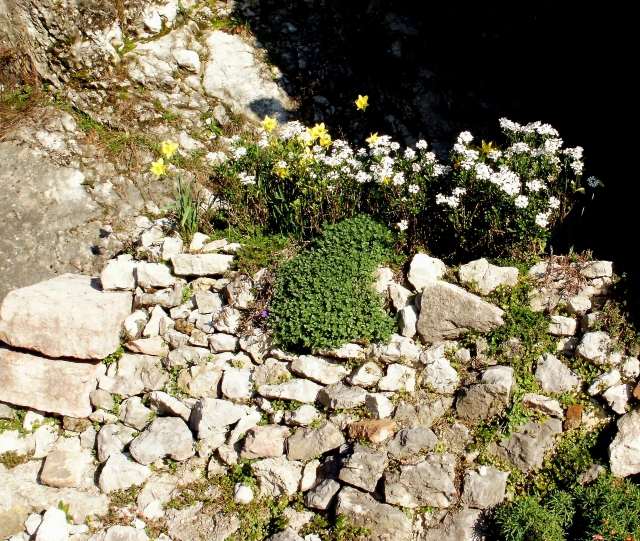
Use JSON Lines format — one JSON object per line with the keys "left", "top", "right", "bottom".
{"left": 260, "top": 309, "right": 269, "bottom": 318}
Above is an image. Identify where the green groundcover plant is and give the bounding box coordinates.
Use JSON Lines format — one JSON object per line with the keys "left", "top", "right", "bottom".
{"left": 269, "top": 215, "right": 396, "bottom": 351}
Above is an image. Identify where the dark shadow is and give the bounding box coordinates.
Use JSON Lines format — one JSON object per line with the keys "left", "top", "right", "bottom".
{"left": 233, "top": 1, "right": 638, "bottom": 311}
{"left": 248, "top": 96, "right": 288, "bottom": 121}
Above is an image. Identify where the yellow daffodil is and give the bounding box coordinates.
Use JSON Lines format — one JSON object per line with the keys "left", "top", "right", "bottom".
{"left": 262, "top": 115, "right": 278, "bottom": 132}
{"left": 319, "top": 132, "right": 332, "bottom": 147}
{"left": 150, "top": 158, "right": 167, "bottom": 177}
{"left": 366, "top": 132, "right": 380, "bottom": 146}
{"left": 273, "top": 161, "right": 290, "bottom": 179}
{"left": 355, "top": 94, "right": 369, "bottom": 111}
{"left": 160, "top": 140, "right": 179, "bottom": 159}
{"left": 308, "top": 123, "right": 328, "bottom": 140}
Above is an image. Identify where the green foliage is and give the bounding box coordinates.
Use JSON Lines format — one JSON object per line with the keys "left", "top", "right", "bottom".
{"left": 0, "top": 451, "right": 31, "bottom": 469}
{"left": 57, "top": 500, "right": 73, "bottom": 523}
{"left": 214, "top": 226, "right": 292, "bottom": 274}
{"left": 109, "top": 485, "right": 142, "bottom": 508}
{"left": 168, "top": 179, "right": 204, "bottom": 242}
{"left": 574, "top": 474, "right": 640, "bottom": 541}
{"left": 181, "top": 284, "right": 193, "bottom": 303}
{"left": 102, "top": 345, "right": 124, "bottom": 367}
{"left": 269, "top": 216, "right": 396, "bottom": 351}
{"left": 494, "top": 493, "right": 572, "bottom": 541}
{"left": 301, "top": 514, "right": 370, "bottom": 541}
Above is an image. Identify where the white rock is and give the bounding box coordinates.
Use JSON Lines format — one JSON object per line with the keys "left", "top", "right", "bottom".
{"left": 129, "top": 417, "right": 195, "bottom": 465}
{"left": 603, "top": 384, "right": 632, "bottom": 414}
{"left": 161, "top": 237, "right": 183, "bottom": 260}
{"left": 522, "top": 393, "right": 563, "bottom": 418}
{"left": 143, "top": 10, "right": 163, "bottom": 33}
{"left": 172, "top": 48, "right": 201, "bottom": 72}
{"left": 190, "top": 398, "right": 246, "bottom": 439}
{"left": 0, "top": 274, "right": 132, "bottom": 359}
{"left": 388, "top": 283, "right": 413, "bottom": 311}
{"left": 126, "top": 336, "right": 169, "bottom": 357}
{"left": 35, "top": 507, "right": 68, "bottom": 541}
{"left": 0, "top": 429, "right": 34, "bottom": 455}
{"left": 349, "top": 361, "right": 383, "bottom": 388}
{"left": 252, "top": 456, "right": 303, "bottom": 497}
{"left": 378, "top": 364, "right": 416, "bottom": 392}
{"left": 234, "top": 483, "right": 254, "bottom": 504}
{"left": 567, "top": 295, "right": 591, "bottom": 315}
{"left": 372, "top": 333, "right": 421, "bottom": 364}
{"left": 548, "top": 315, "right": 577, "bottom": 336}
{"left": 374, "top": 267, "right": 394, "bottom": 295}
{"left": 101, "top": 255, "right": 137, "bottom": 291}
{"left": 143, "top": 305, "right": 168, "bottom": 338}
{"left": 189, "top": 233, "right": 209, "bottom": 252}
{"left": 580, "top": 261, "right": 613, "bottom": 279}
{"left": 621, "top": 357, "right": 640, "bottom": 380}
{"left": 195, "top": 290, "right": 224, "bottom": 315}
{"left": 25, "top": 513, "right": 42, "bottom": 535}
{"left": 610, "top": 410, "right": 640, "bottom": 477}
{"left": 221, "top": 368, "right": 253, "bottom": 400}
{"left": 458, "top": 258, "right": 518, "bottom": 295}
{"left": 40, "top": 444, "right": 93, "bottom": 488}
{"left": 284, "top": 404, "right": 320, "bottom": 427}
{"left": 213, "top": 306, "right": 243, "bottom": 334}
{"left": 99, "top": 452, "right": 151, "bottom": 493}
{"left": 33, "top": 424, "right": 59, "bottom": 459}
{"left": 148, "top": 391, "right": 191, "bottom": 421}
{"left": 577, "top": 331, "right": 612, "bottom": 365}
{"left": 124, "top": 310, "right": 148, "bottom": 340}
{"left": 407, "top": 253, "right": 446, "bottom": 291}
{"left": 172, "top": 253, "right": 235, "bottom": 276}
{"left": 136, "top": 263, "right": 175, "bottom": 289}
{"left": 365, "top": 393, "right": 395, "bottom": 419}
{"left": 535, "top": 353, "right": 581, "bottom": 394}
{"left": 588, "top": 369, "right": 621, "bottom": 396}
{"left": 290, "top": 355, "right": 349, "bottom": 385}
{"left": 22, "top": 410, "right": 46, "bottom": 431}
{"left": 421, "top": 345, "right": 459, "bottom": 395}
{"left": 208, "top": 333, "right": 238, "bottom": 353}
{"left": 258, "top": 379, "right": 322, "bottom": 404}
{"left": 319, "top": 343, "right": 367, "bottom": 360}
{"left": 398, "top": 305, "right": 418, "bottom": 338}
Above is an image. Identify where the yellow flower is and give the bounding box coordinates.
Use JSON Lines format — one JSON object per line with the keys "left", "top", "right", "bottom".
{"left": 150, "top": 158, "right": 167, "bottom": 177}
{"left": 366, "top": 132, "right": 380, "bottom": 146}
{"left": 273, "top": 161, "right": 289, "bottom": 179}
{"left": 262, "top": 115, "right": 278, "bottom": 132}
{"left": 160, "top": 140, "right": 179, "bottom": 159}
{"left": 308, "top": 123, "right": 328, "bottom": 141}
{"left": 355, "top": 94, "right": 369, "bottom": 111}
{"left": 319, "top": 132, "right": 332, "bottom": 147}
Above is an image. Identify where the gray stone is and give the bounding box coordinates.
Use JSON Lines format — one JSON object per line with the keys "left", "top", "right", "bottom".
{"left": 284, "top": 404, "right": 320, "bottom": 427}
{"left": 172, "top": 253, "right": 234, "bottom": 276}
{"left": 239, "top": 332, "right": 271, "bottom": 364}
{"left": 241, "top": 425, "right": 290, "bottom": 459}
{"left": 317, "top": 383, "right": 367, "bottom": 410}
{"left": 221, "top": 368, "right": 253, "bottom": 400}
{"left": 267, "top": 528, "right": 304, "bottom": 541}
{"left": 417, "top": 281, "right": 504, "bottom": 342}
{"left": 90, "top": 389, "right": 114, "bottom": 411}
{"left": 224, "top": 275, "right": 254, "bottom": 309}
{"left": 603, "top": 384, "right": 632, "bottom": 414}
{"left": 365, "top": 393, "right": 395, "bottom": 419}
{"left": 101, "top": 525, "right": 149, "bottom": 541}
{"left": 398, "top": 305, "right": 418, "bottom": 338}
{"left": 588, "top": 369, "right": 621, "bottom": 396}
{"left": 136, "top": 262, "right": 175, "bottom": 289}
{"left": 489, "top": 418, "right": 563, "bottom": 472}
{"left": 258, "top": 379, "right": 322, "bottom": 404}
{"left": 291, "top": 355, "right": 349, "bottom": 385}
{"left": 195, "top": 291, "right": 224, "bottom": 315}
{"left": 372, "top": 333, "right": 421, "bottom": 364}
{"left": 522, "top": 394, "right": 564, "bottom": 418}
{"left": 119, "top": 397, "right": 153, "bottom": 431}
{"left": 0, "top": 346, "right": 101, "bottom": 417}
{"left": 407, "top": 253, "right": 446, "bottom": 291}
{"left": 580, "top": 260, "right": 613, "bottom": 279}
{"left": 149, "top": 391, "right": 191, "bottom": 421}
{"left": 0, "top": 274, "right": 131, "bottom": 359}
{"left": 535, "top": 353, "right": 581, "bottom": 393}
{"left": 456, "top": 366, "right": 514, "bottom": 422}
{"left": 287, "top": 422, "right": 346, "bottom": 462}
{"left": 190, "top": 398, "right": 245, "bottom": 439}
{"left": 305, "top": 479, "right": 341, "bottom": 510}
{"left": 387, "top": 427, "right": 438, "bottom": 462}
{"left": 178, "top": 363, "right": 223, "bottom": 399}
{"left": 209, "top": 333, "right": 239, "bottom": 352}
{"left": 548, "top": 315, "right": 578, "bottom": 336}
{"left": 135, "top": 284, "right": 183, "bottom": 309}
{"left": 462, "top": 466, "right": 509, "bottom": 508}
{"left": 610, "top": 410, "right": 640, "bottom": 477}
{"left": 458, "top": 258, "right": 518, "bottom": 295}
{"left": 252, "top": 456, "right": 303, "bottom": 497}
{"left": 384, "top": 453, "right": 457, "bottom": 508}
{"left": 98, "top": 452, "right": 151, "bottom": 493}
{"left": 165, "top": 501, "right": 239, "bottom": 541}
{"left": 338, "top": 444, "right": 386, "bottom": 492}
{"left": 97, "top": 424, "right": 136, "bottom": 463}
{"left": 335, "top": 486, "right": 412, "bottom": 541}
{"left": 421, "top": 345, "right": 460, "bottom": 395}
{"left": 99, "top": 353, "right": 167, "bottom": 397}
{"left": 40, "top": 446, "right": 93, "bottom": 488}
{"left": 389, "top": 283, "right": 413, "bottom": 311}
{"left": 420, "top": 507, "right": 483, "bottom": 541}
{"left": 129, "top": 417, "right": 195, "bottom": 465}
{"left": 100, "top": 255, "right": 137, "bottom": 291}
{"left": 577, "top": 331, "right": 612, "bottom": 365}
{"left": 166, "top": 346, "right": 210, "bottom": 368}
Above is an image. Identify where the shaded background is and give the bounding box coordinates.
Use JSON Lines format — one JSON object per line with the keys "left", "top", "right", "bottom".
{"left": 234, "top": 1, "right": 634, "bottom": 284}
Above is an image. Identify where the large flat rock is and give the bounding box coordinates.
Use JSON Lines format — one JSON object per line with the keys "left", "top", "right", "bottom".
{"left": 0, "top": 345, "right": 101, "bottom": 417}
{"left": 0, "top": 273, "right": 131, "bottom": 359}
{"left": 417, "top": 281, "right": 504, "bottom": 342}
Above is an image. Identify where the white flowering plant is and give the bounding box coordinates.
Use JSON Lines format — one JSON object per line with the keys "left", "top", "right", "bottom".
{"left": 208, "top": 114, "right": 600, "bottom": 259}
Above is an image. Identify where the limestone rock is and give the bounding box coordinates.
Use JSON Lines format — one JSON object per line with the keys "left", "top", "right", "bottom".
{"left": 347, "top": 419, "right": 396, "bottom": 443}
{"left": 522, "top": 394, "right": 564, "bottom": 418}
{"left": 336, "top": 487, "right": 412, "bottom": 541}
{"left": 417, "top": 281, "right": 504, "bottom": 342}
{"left": 119, "top": 397, "right": 153, "bottom": 431}
{"left": 290, "top": 355, "right": 349, "bottom": 385}
{"left": 221, "top": 368, "right": 253, "bottom": 400}
{"left": 421, "top": 345, "right": 460, "bottom": 395}
{"left": 338, "top": 444, "right": 386, "bottom": 492}
{"left": 576, "top": 331, "right": 612, "bottom": 365}
{"left": 318, "top": 383, "right": 367, "bottom": 410}
{"left": 98, "top": 453, "right": 151, "bottom": 493}
{"left": 172, "top": 253, "right": 235, "bottom": 276}
{"left": 535, "top": 353, "right": 581, "bottom": 394}
{"left": 100, "top": 255, "right": 137, "bottom": 291}
{"left": 129, "top": 417, "right": 195, "bottom": 465}
{"left": 305, "top": 479, "right": 341, "bottom": 510}
{"left": 610, "top": 410, "right": 640, "bottom": 477}
{"left": 420, "top": 507, "right": 483, "bottom": 541}
{"left": 580, "top": 260, "right": 613, "bottom": 279}
{"left": 287, "top": 422, "right": 346, "bottom": 462}
{"left": 378, "top": 364, "right": 416, "bottom": 392}
{"left": 462, "top": 466, "right": 509, "bottom": 508}
{"left": 258, "top": 379, "right": 322, "bottom": 404}
{"left": 97, "top": 424, "right": 137, "bottom": 463}
{"left": 456, "top": 366, "right": 514, "bottom": 422}
{"left": 398, "top": 305, "right": 418, "bottom": 338}
{"left": 458, "top": 258, "right": 518, "bottom": 295}
{"left": 384, "top": 453, "right": 457, "bottom": 508}
{"left": 372, "top": 333, "right": 421, "bottom": 364}
{"left": 40, "top": 446, "right": 93, "bottom": 488}
{"left": 252, "top": 456, "right": 303, "bottom": 497}
{"left": 548, "top": 315, "right": 578, "bottom": 336}
{"left": 190, "top": 398, "right": 246, "bottom": 439}
{"left": 407, "top": 253, "right": 446, "bottom": 291}
{"left": 348, "top": 362, "right": 382, "bottom": 388}
{"left": 136, "top": 263, "right": 175, "bottom": 289}
{"left": 241, "top": 425, "right": 290, "bottom": 459}
{"left": 35, "top": 507, "right": 68, "bottom": 541}
{"left": 387, "top": 427, "right": 438, "bottom": 462}
{"left": 0, "top": 346, "right": 100, "bottom": 417}
{"left": 0, "top": 274, "right": 131, "bottom": 359}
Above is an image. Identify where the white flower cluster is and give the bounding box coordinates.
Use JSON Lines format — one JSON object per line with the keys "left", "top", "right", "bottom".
{"left": 499, "top": 118, "right": 559, "bottom": 138}
{"left": 436, "top": 187, "right": 466, "bottom": 208}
